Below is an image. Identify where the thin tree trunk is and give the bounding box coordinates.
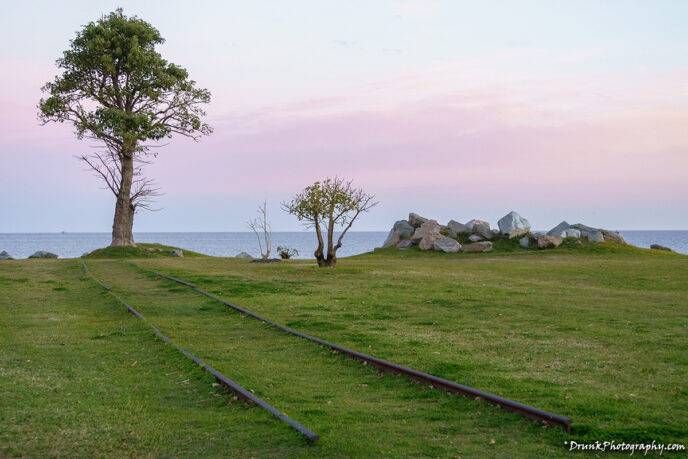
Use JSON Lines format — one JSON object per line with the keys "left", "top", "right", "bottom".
{"left": 314, "top": 219, "right": 327, "bottom": 267}
{"left": 111, "top": 148, "right": 136, "bottom": 247}
{"left": 322, "top": 215, "right": 337, "bottom": 267}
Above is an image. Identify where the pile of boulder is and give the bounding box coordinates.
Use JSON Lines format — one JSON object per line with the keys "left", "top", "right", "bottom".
{"left": 382, "top": 211, "right": 626, "bottom": 254}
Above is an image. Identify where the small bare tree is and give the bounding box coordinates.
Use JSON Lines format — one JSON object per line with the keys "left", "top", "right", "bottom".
{"left": 247, "top": 201, "right": 272, "bottom": 260}
{"left": 79, "top": 144, "right": 162, "bottom": 213}
{"left": 283, "top": 178, "right": 378, "bottom": 267}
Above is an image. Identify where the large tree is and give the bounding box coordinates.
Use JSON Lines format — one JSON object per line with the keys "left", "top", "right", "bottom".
{"left": 283, "top": 178, "right": 377, "bottom": 267}
{"left": 39, "top": 9, "right": 211, "bottom": 246}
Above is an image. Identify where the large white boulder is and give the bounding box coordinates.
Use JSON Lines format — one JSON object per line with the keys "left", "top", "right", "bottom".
{"left": 497, "top": 211, "right": 531, "bottom": 239}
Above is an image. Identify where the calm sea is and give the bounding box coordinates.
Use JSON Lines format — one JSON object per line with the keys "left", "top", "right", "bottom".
{"left": 0, "top": 230, "right": 686, "bottom": 259}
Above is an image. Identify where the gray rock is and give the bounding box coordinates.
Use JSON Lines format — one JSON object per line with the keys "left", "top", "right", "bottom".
{"left": 382, "top": 230, "right": 401, "bottom": 248}
{"left": 498, "top": 211, "right": 531, "bottom": 239}
{"left": 564, "top": 228, "right": 581, "bottom": 239}
{"left": 600, "top": 230, "right": 625, "bottom": 244}
{"left": 383, "top": 219, "right": 415, "bottom": 247}
{"left": 588, "top": 230, "right": 604, "bottom": 243}
{"left": 411, "top": 220, "right": 442, "bottom": 242}
{"left": 547, "top": 221, "right": 570, "bottom": 236}
{"left": 519, "top": 236, "right": 530, "bottom": 249}
{"left": 461, "top": 241, "right": 493, "bottom": 253}
{"left": 447, "top": 220, "right": 469, "bottom": 235}
{"left": 393, "top": 220, "right": 415, "bottom": 239}
{"left": 171, "top": 249, "right": 184, "bottom": 257}
{"left": 536, "top": 235, "right": 562, "bottom": 249}
{"left": 419, "top": 233, "right": 440, "bottom": 251}
{"left": 433, "top": 236, "right": 461, "bottom": 253}
{"left": 468, "top": 234, "right": 483, "bottom": 242}
{"left": 396, "top": 239, "right": 414, "bottom": 249}
{"left": 650, "top": 244, "right": 672, "bottom": 252}
{"left": 235, "top": 251, "right": 254, "bottom": 259}
{"left": 0, "top": 251, "right": 13, "bottom": 260}
{"left": 466, "top": 219, "right": 492, "bottom": 239}
{"left": 28, "top": 251, "right": 58, "bottom": 259}
{"left": 408, "top": 213, "right": 429, "bottom": 228}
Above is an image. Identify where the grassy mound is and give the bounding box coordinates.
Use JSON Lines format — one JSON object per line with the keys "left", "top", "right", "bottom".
{"left": 83, "top": 243, "right": 206, "bottom": 259}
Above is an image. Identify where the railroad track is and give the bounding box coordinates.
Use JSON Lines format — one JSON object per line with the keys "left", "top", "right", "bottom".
{"left": 81, "top": 260, "right": 320, "bottom": 443}
{"left": 144, "top": 265, "right": 573, "bottom": 432}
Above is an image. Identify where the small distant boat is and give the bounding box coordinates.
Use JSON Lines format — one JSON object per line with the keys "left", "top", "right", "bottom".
{"left": 61, "top": 231, "right": 67, "bottom": 234}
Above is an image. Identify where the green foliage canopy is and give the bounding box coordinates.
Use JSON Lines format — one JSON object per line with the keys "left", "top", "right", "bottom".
{"left": 38, "top": 8, "right": 211, "bottom": 151}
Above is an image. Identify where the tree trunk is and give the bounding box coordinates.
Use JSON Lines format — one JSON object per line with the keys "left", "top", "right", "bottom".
{"left": 319, "top": 217, "right": 337, "bottom": 267}
{"left": 111, "top": 150, "right": 136, "bottom": 246}
{"left": 314, "top": 221, "right": 325, "bottom": 266}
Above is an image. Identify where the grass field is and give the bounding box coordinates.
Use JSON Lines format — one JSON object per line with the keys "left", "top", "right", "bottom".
{"left": 1, "top": 243, "right": 687, "bottom": 457}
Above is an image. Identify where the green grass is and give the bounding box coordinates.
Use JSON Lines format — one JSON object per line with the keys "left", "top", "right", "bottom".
{"left": 1, "top": 242, "right": 687, "bottom": 457}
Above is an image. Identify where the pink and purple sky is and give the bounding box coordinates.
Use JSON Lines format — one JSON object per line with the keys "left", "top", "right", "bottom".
{"left": 1, "top": 0, "right": 687, "bottom": 232}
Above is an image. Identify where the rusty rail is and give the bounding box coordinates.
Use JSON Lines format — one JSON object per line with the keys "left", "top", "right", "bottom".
{"left": 81, "top": 260, "right": 319, "bottom": 442}
{"left": 150, "top": 268, "right": 572, "bottom": 432}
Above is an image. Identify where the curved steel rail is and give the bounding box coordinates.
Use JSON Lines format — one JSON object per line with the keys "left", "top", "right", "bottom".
{"left": 150, "top": 268, "right": 572, "bottom": 432}
{"left": 81, "top": 260, "right": 319, "bottom": 443}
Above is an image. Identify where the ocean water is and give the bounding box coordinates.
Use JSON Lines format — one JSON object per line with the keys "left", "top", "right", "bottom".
{"left": 0, "top": 230, "right": 686, "bottom": 259}
{"left": 0, "top": 232, "right": 388, "bottom": 259}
